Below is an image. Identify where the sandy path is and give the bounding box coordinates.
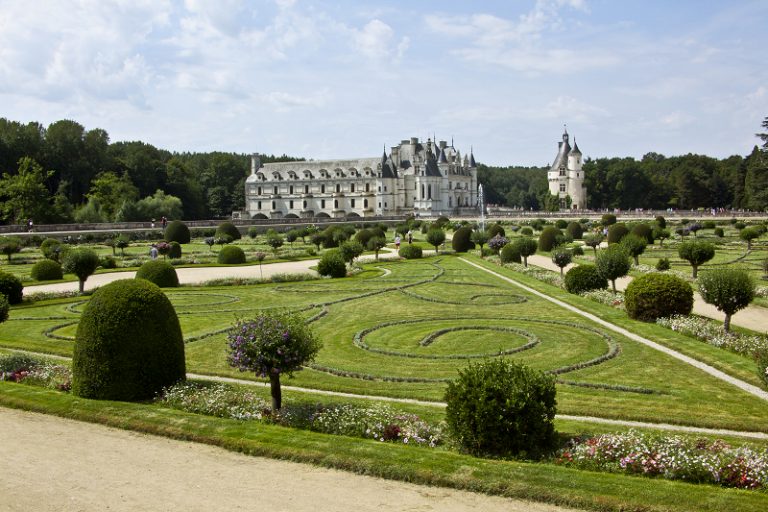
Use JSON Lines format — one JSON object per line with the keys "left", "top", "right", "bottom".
{"left": 0, "top": 408, "right": 579, "bottom": 512}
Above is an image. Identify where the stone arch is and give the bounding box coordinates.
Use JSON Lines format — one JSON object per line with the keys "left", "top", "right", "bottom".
{"left": 251, "top": 213, "right": 268, "bottom": 220}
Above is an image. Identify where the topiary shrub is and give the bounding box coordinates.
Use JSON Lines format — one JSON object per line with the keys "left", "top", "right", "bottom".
{"left": 571, "top": 245, "right": 584, "bottom": 256}
{"left": 500, "top": 242, "right": 521, "bottom": 264}
{"left": 655, "top": 216, "right": 666, "bottom": 229}
{"left": 0, "top": 294, "right": 8, "bottom": 324}
{"left": 537, "top": 226, "right": 562, "bottom": 252}
{"left": 555, "top": 219, "right": 568, "bottom": 229}
{"left": 451, "top": 226, "right": 474, "bottom": 253}
{"left": 678, "top": 240, "right": 715, "bottom": 278}
{"left": 445, "top": 359, "right": 557, "bottom": 459}
{"left": 698, "top": 268, "right": 755, "bottom": 332}
{"left": 168, "top": 241, "right": 182, "bottom": 259}
{"left": 564, "top": 265, "right": 607, "bottom": 294}
{"left": 520, "top": 227, "right": 533, "bottom": 236}
{"left": 566, "top": 222, "right": 583, "bottom": 240}
{"left": 40, "top": 238, "right": 66, "bottom": 262}
{"left": 215, "top": 221, "right": 242, "bottom": 241}
{"left": 0, "top": 271, "right": 24, "bottom": 305}
{"left": 30, "top": 260, "right": 63, "bottom": 281}
{"left": 487, "top": 224, "right": 505, "bottom": 238}
{"left": 72, "top": 279, "right": 185, "bottom": 401}
{"left": 101, "top": 255, "right": 118, "bottom": 269}
{"left": 607, "top": 223, "right": 629, "bottom": 244}
{"left": 164, "top": 220, "right": 191, "bottom": 244}
{"left": 217, "top": 245, "right": 246, "bottom": 264}
{"left": 625, "top": 273, "right": 694, "bottom": 321}
{"left": 135, "top": 260, "right": 180, "bottom": 288}
{"left": 656, "top": 257, "right": 671, "bottom": 271}
{"left": 631, "top": 223, "right": 654, "bottom": 244}
{"left": 714, "top": 227, "right": 724, "bottom": 238}
{"left": 317, "top": 248, "right": 347, "bottom": 278}
{"left": 601, "top": 214, "right": 617, "bottom": 226}
{"left": 62, "top": 248, "right": 101, "bottom": 293}
{"left": 399, "top": 244, "right": 423, "bottom": 259}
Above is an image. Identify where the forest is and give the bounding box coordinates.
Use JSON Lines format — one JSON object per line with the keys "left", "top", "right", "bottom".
{"left": 1, "top": 117, "right": 766, "bottom": 225}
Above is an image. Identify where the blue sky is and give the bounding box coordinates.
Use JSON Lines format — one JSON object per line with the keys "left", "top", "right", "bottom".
{"left": 1, "top": 0, "right": 766, "bottom": 166}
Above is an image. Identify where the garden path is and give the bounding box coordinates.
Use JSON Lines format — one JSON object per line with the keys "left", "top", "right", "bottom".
{"left": 0, "top": 407, "right": 581, "bottom": 512}
{"left": 524, "top": 254, "right": 767, "bottom": 333}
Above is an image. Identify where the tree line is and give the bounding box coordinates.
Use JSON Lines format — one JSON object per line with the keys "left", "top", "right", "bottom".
{"left": 479, "top": 117, "right": 768, "bottom": 212}
{"left": 0, "top": 118, "right": 303, "bottom": 225}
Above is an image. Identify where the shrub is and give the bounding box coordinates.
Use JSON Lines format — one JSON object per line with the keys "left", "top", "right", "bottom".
{"left": 135, "top": 260, "right": 180, "bottom": 288}
{"left": 595, "top": 245, "right": 631, "bottom": 293}
{"left": 0, "top": 271, "right": 23, "bottom": 305}
{"left": 72, "top": 279, "right": 185, "bottom": 401}
{"left": 756, "top": 349, "right": 768, "bottom": 388}
{"left": 354, "top": 228, "right": 373, "bottom": 247}
{"left": 513, "top": 237, "right": 538, "bottom": 267}
{"left": 487, "top": 224, "right": 505, "bottom": 238}
{"left": 571, "top": 245, "right": 584, "bottom": 256}
{"left": 40, "top": 238, "right": 66, "bottom": 262}
{"left": 698, "top": 269, "right": 755, "bottom": 332}
{"left": 215, "top": 221, "right": 242, "bottom": 241}
{"left": 583, "top": 233, "right": 603, "bottom": 256}
{"left": 739, "top": 227, "right": 760, "bottom": 250}
{"left": 631, "top": 223, "right": 654, "bottom": 244}
{"left": 551, "top": 247, "right": 572, "bottom": 276}
{"left": 0, "top": 294, "right": 8, "bottom": 324}
{"left": 0, "top": 236, "right": 22, "bottom": 263}
{"left": 168, "top": 241, "right": 182, "bottom": 259}
{"left": 601, "top": 214, "right": 617, "bottom": 226}
{"left": 100, "top": 255, "right": 118, "bottom": 269}
{"left": 555, "top": 219, "right": 568, "bottom": 229}
{"left": 656, "top": 257, "right": 671, "bottom": 271}
{"left": 451, "top": 226, "right": 474, "bottom": 252}
{"left": 217, "top": 245, "right": 246, "bottom": 264}
{"left": 703, "top": 220, "right": 716, "bottom": 230}
{"left": 620, "top": 234, "right": 648, "bottom": 266}
{"left": 426, "top": 228, "right": 446, "bottom": 254}
{"left": 487, "top": 234, "right": 509, "bottom": 254}
{"left": 564, "top": 265, "right": 607, "bottom": 294}
{"left": 625, "top": 273, "right": 694, "bottom": 321}
{"left": 30, "top": 260, "right": 63, "bottom": 281}
{"left": 317, "top": 249, "right": 347, "bottom": 277}
{"left": 62, "top": 248, "right": 100, "bottom": 293}
{"left": 734, "top": 221, "right": 746, "bottom": 230}
{"left": 247, "top": 226, "right": 260, "bottom": 239}
{"left": 433, "top": 216, "right": 450, "bottom": 229}
{"left": 607, "top": 223, "right": 629, "bottom": 244}
{"left": 399, "top": 244, "right": 423, "bottom": 259}
{"left": 471, "top": 230, "right": 490, "bottom": 254}
{"left": 445, "top": 359, "right": 557, "bottom": 459}
{"left": 655, "top": 215, "right": 666, "bottom": 228}
{"left": 339, "top": 240, "right": 364, "bottom": 263}
{"left": 678, "top": 241, "right": 715, "bottom": 278}
{"left": 366, "top": 236, "right": 386, "bottom": 261}
{"left": 566, "top": 222, "right": 583, "bottom": 240}
{"left": 500, "top": 242, "right": 521, "bottom": 264}
{"left": 520, "top": 227, "right": 533, "bottom": 236}
{"left": 537, "top": 226, "right": 562, "bottom": 252}
{"left": 714, "top": 227, "right": 724, "bottom": 237}
{"left": 164, "top": 220, "right": 190, "bottom": 244}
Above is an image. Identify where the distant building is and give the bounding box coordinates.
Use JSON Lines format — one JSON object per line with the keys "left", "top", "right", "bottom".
{"left": 244, "top": 137, "right": 477, "bottom": 219}
{"left": 547, "top": 128, "right": 586, "bottom": 210}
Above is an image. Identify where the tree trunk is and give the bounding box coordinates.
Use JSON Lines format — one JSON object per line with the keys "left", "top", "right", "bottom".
{"left": 560, "top": 267, "right": 564, "bottom": 277}
{"left": 724, "top": 313, "right": 732, "bottom": 332}
{"left": 269, "top": 372, "right": 282, "bottom": 412}
{"left": 692, "top": 265, "right": 698, "bottom": 279}
{"left": 634, "top": 255, "right": 639, "bottom": 266}
{"left": 611, "top": 279, "right": 617, "bottom": 293}
{"left": 79, "top": 279, "right": 85, "bottom": 293}
{"left": 523, "top": 256, "right": 528, "bottom": 267}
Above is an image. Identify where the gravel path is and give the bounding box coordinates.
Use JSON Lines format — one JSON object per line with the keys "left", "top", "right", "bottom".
{"left": 0, "top": 408, "right": 581, "bottom": 512}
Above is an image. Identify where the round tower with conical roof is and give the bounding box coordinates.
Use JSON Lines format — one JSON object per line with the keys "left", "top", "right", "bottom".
{"left": 548, "top": 127, "right": 587, "bottom": 210}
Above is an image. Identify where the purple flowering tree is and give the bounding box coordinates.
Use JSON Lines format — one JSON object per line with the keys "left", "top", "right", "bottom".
{"left": 227, "top": 311, "right": 321, "bottom": 411}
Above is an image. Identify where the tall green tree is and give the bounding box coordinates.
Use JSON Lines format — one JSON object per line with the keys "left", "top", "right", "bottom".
{"left": 87, "top": 171, "right": 140, "bottom": 221}
{"left": 743, "top": 146, "right": 768, "bottom": 211}
{"left": 0, "top": 157, "right": 53, "bottom": 223}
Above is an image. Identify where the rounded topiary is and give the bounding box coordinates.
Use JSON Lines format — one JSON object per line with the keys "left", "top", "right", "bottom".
{"left": 714, "top": 227, "right": 724, "bottom": 238}
{"left": 40, "top": 238, "right": 66, "bottom": 262}
{"left": 564, "top": 264, "right": 607, "bottom": 294}
{"left": 217, "top": 245, "right": 246, "bottom": 264}
{"left": 520, "top": 227, "right": 533, "bottom": 236}
{"left": 555, "top": 219, "right": 568, "bottom": 229}
{"left": 30, "top": 259, "right": 64, "bottom": 281}
{"left": 624, "top": 273, "right": 693, "bottom": 321}
{"left": 487, "top": 224, "right": 505, "bottom": 238}
{"left": 656, "top": 257, "right": 671, "bottom": 271}
{"left": 215, "top": 221, "right": 242, "bottom": 241}
{"left": 399, "top": 244, "right": 423, "bottom": 259}
{"left": 0, "top": 270, "right": 23, "bottom": 305}
{"left": 500, "top": 241, "right": 522, "bottom": 263}
{"left": 607, "top": 223, "right": 629, "bottom": 244}
{"left": 168, "top": 241, "right": 182, "bottom": 259}
{"left": 451, "top": 226, "right": 474, "bottom": 253}
{"left": 135, "top": 260, "right": 180, "bottom": 288}
{"left": 72, "top": 279, "right": 186, "bottom": 401}
{"left": 0, "top": 294, "right": 8, "bottom": 323}
{"left": 445, "top": 359, "right": 557, "bottom": 459}
{"left": 566, "top": 222, "right": 583, "bottom": 240}
{"left": 602, "top": 214, "right": 617, "bottom": 226}
{"left": 537, "top": 226, "right": 562, "bottom": 252}
{"left": 164, "top": 220, "right": 191, "bottom": 244}
{"left": 317, "top": 249, "right": 347, "bottom": 278}
{"left": 631, "top": 223, "right": 654, "bottom": 244}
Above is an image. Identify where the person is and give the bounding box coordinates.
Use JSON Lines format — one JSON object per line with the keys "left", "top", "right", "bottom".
{"left": 162, "top": 216, "right": 167, "bottom": 229}
{"left": 150, "top": 244, "right": 158, "bottom": 260}
{"left": 394, "top": 234, "right": 401, "bottom": 250}
{"left": 407, "top": 231, "right": 413, "bottom": 244}
{"left": 151, "top": 218, "right": 155, "bottom": 228}
{"left": 27, "top": 218, "right": 33, "bottom": 232}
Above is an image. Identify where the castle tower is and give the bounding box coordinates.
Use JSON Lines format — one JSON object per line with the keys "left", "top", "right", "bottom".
{"left": 548, "top": 127, "right": 586, "bottom": 210}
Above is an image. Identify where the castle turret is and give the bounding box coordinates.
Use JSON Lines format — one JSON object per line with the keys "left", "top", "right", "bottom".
{"left": 250, "top": 153, "right": 261, "bottom": 174}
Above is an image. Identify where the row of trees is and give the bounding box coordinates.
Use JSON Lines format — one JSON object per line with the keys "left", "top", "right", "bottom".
{"left": 0, "top": 118, "right": 303, "bottom": 224}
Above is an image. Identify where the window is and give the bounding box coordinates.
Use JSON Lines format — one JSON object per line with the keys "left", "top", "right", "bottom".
{"left": 334, "top": 199, "right": 338, "bottom": 208}
{"left": 304, "top": 185, "right": 309, "bottom": 194}
{"left": 258, "top": 201, "right": 262, "bottom": 210}
{"left": 378, "top": 202, "right": 381, "bottom": 208}
{"left": 449, "top": 197, "right": 452, "bottom": 207}
{"left": 384, "top": 185, "right": 387, "bottom": 192}
{"left": 559, "top": 168, "right": 566, "bottom": 177}
{"left": 427, "top": 184, "right": 432, "bottom": 200}
{"left": 365, "top": 183, "right": 370, "bottom": 192}
{"left": 321, "top": 184, "right": 325, "bottom": 194}
{"left": 350, "top": 183, "right": 355, "bottom": 192}
{"left": 273, "top": 186, "right": 278, "bottom": 195}
{"left": 421, "top": 184, "right": 425, "bottom": 199}
{"left": 289, "top": 200, "right": 294, "bottom": 209}
{"left": 303, "top": 200, "right": 307, "bottom": 208}
{"left": 271, "top": 201, "right": 275, "bottom": 209}
{"left": 364, "top": 199, "right": 368, "bottom": 208}
{"left": 257, "top": 186, "right": 262, "bottom": 195}
{"left": 560, "top": 183, "right": 566, "bottom": 193}
{"left": 289, "top": 185, "right": 293, "bottom": 194}
{"left": 336, "top": 184, "right": 341, "bottom": 193}
{"left": 321, "top": 199, "right": 326, "bottom": 208}
{"left": 378, "top": 186, "right": 381, "bottom": 192}
{"left": 351, "top": 199, "right": 355, "bottom": 208}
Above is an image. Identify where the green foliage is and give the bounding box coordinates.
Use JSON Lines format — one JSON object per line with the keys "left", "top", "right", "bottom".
{"left": 513, "top": 237, "right": 538, "bottom": 266}
{"left": 354, "top": 228, "right": 374, "bottom": 247}
{"left": 100, "top": 255, "right": 118, "bottom": 269}
{"left": 566, "top": 222, "right": 583, "bottom": 239}
{"left": 30, "top": 259, "right": 63, "bottom": 281}
{"left": 571, "top": 245, "right": 584, "bottom": 256}
{"left": 520, "top": 227, "right": 533, "bottom": 236}
{"left": 655, "top": 215, "right": 666, "bottom": 228}
{"left": 317, "top": 249, "right": 347, "bottom": 278}
{"left": 620, "top": 234, "right": 648, "bottom": 265}
{"left": 714, "top": 227, "right": 724, "bottom": 238}
{"left": 265, "top": 230, "right": 284, "bottom": 254}
{"left": 0, "top": 294, "right": 8, "bottom": 324}
{"left": 0, "top": 236, "right": 22, "bottom": 263}
{"left": 40, "top": 238, "right": 66, "bottom": 262}
{"left": 433, "top": 216, "right": 450, "bottom": 229}
{"left": 583, "top": 233, "right": 603, "bottom": 255}
{"left": 656, "top": 258, "right": 671, "bottom": 271}
{"left": 72, "top": 279, "right": 186, "bottom": 401}
{"left": 487, "top": 224, "right": 505, "bottom": 238}
{"left": 739, "top": 227, "right": 760, "bottom": 249}
{"left": 217, "top": 245, "right": 246, "bottom": 264}
{"left": 550, "top": 247, "right": 572, "bottom": 275}
{"left": 678, "top": 241, "right": 715, "bottom": 278}
{"left": 630, "top": 223, "right": 654, "bottom": 244}
{"left": 366, "top": 236, "right": 386, "bottom": 260}
{"left": 339, "top": 240, "right": 364, "bottom": 263}
{"left": 607, "top": 223, "right": 629, "bottom": 244}
{"left": 426, "top": 228, "right": 446, "bottom": 253}
{"left": 625, "top": 273, "right": 694, "bottom": 322}
{"left": 398, "top": 244, "right": 423, "bottom": 259}
{"left": 135, "top": 260, "right": 180, "bottom": 288}
{"left": 168, "top": 241, "right": 182, "bottom": 259}
{"left": 756, "top": 349, "right": 768, "bottom": 388}
{"left": 62, "top": 248, "right": 100, "bottom": 293}
{"left": 215, "top": 221, "right": 242, "bottom": 241}
{"left": 451, "top": 226, "right": 474, "bottom": 253}
{"left": 564, "top": 265, "right": 607, "bottom": 294}
{"left": 698, "top": 269, "right": 755, "bottom": 332}
{"left": 471, "top": 230, "right": 490, "bottom": 252}
{"left": 164, "top": 220, "right": 191, "bottom": 244}
{"left": 0, "top": 270, "right": 23, "bottom": 304}
{"left": 601, "top": 214, "right": 617, "bottom": 226}
{"left": 0, "top": 157, "right": 53, "bottom": 224}
{"left": 537, "top": 226, "right": 562, "bottom": 252}
{"left": 444, "top": 359, "right": 557, "bottom": 459}
{"left": 595, "top": 245, "right": 631, "bottom": 292}
{"left": 555, "top": 219, "right": 568, "bottom": 229}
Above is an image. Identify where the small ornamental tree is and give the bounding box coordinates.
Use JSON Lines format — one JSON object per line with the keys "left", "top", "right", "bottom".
{"left": 537, "top": 226, "right": 562, "bottom": 252}
{"left": 566, "top": 222, "right": 584, "bottom": 240}
{"left": 0, "top": 236, "right": 22, "bottom": 263}
{"left": 265, "top": 230, "right": 284, "bottom": 256}
{"left": 204, "top": 236, "right": 215, "bottom": 251}
{"left": 254, "top": 251, "right": 266, "bottom": 278}
{"left": 40, "top": 238, "right": 65, "bottom": 262}
{"left": 366, "top": 236, "right": 386, "bottom": 261}
{"left": 620, "top": 234, "right": 648, "bottom": 266}
{"left": 317, "top": 249, "right": 346, "bottom": 278}
{"left": 698, "top": 269, "right": 755, "bottom": 332}
{"left": 339, "top": 240, "right": 364, "bottom": 264}
{"left": 156, "top": 241, "right": 171, "bottom": 260}
{"left": 487, "top": 234, "right": 509, "bottom": 255}
{"left": 62, "top": 248, "right": 101, "bottom": 293}
{"left": 583, "top": 233, "right": 603, "bottom": 256}
{"left": 471, "top": 230, "right": 490, "bottom": 255}
{"left": 653, "top": 228, "right": 671, "bottom": 247}
{"left": 513, "top": 237, "right": 538, "bottom": 267}
{"left": 487, "top": 224, "right": 505, "bottom": 238}
{"left": 500, "top": 242, "right": 521, "bottom": 264}
{"left": 285, "top": 230, "right": 298, "bottom": 247}
{"left": 655, "top": 215, "right": 666, "bottom": 229}
{"left": 426, "top": 228, "right": 446, "bottom": 254}
{"left": 0, "top": 294, "right": 8, "bottom": 324}
{"left": 115, "top": 236, "right": 130, "bottom": 257}
{"left": 678, "top": 241, "right": 715, "bottom": 278}
{"left": 227, "top": 311, "right": 321, "bottom": 411}
{"left": 607, "top": 223, "right": 629, "bottom": 244}
{"left": 310, "top": 233, "right": 325, "bottom": 251}
{"left": 595, "top": 245, "right": 631, "bottom": 293}
{"left": 739, "top": 227, "right": 760, "bottom": 250}
{"left": 551, "top": 247, "right": 572, "bottom": 276}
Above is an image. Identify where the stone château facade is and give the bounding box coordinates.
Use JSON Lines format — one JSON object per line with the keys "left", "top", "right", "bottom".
{"left": 244, "top": 137, "right": 477, "bottom": 219}
{"left": 547, "top": 128, "right": 587, "bottom": 210}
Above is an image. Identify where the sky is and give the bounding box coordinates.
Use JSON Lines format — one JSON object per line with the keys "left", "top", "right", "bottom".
{"left": 1, "top": 0, "right": 766, "bottom": 166}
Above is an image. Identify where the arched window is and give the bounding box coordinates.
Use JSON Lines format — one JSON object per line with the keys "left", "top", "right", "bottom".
{"left": 364, "top": 199, "right": 368, "bottom": 208}
{"left": 257, "top": 186, "right": 262, "bottom": 195}
{"left": 289, "top": 185, "right": 293, "bottom": 194}
{"left": 365, "top": 183, "right": 370, "bottom": 192}
{"left": 427, "top": 184, "right": 432, "bottom": 200}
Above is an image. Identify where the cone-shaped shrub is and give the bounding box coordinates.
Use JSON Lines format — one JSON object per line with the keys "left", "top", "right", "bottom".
{"left": 451, "top": 226, "right": 474, "bottom": 252}
{"left": 135, "top": 260, "right": 180, "bottom": 288}
{"left": 538, "top": 226, "right": 562, "bottom": 252}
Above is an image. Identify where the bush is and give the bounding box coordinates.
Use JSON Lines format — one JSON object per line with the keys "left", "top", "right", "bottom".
{"left": 678, "top": 241, "right": 715, "bottom": 278}
{"left": 714, "top": 227, "right": 724, "bottom": 237}
{"left": 513, "top": 237, "right": 538, "bottom": 267}
{"left": 100, "top": 256, "right": 118, "bottom": 269}
{"left": 164, "top": 220, "right": 190, "bottom": 244}
{"left": 620, "top": 234, "right": 648, "bottom": 266}
{"left": 739, "top": 227, "right": 760, "bottom": 249}
{"left": 571, "top": 245, "right": 584, "bottom": 256}
{"left": 451, "top": 226, "right": 474, "bottom": 253}
{"left": 0, "top": 236, "right": 22, "bottom": 263}
{"left": 135, "top": 260, "right": 180, "bottom": 288}
{"left": 555, "top": 219, "right": 568, "bottom": 229}
{"left": 703, "top": 220, "right": 716, "bottom": 230}
{"left": 520, "top": 227, "right": 533, "bottom": 236}
{"left": 625, "top": 273, "right": 694, "bottom": 321}
{"left": 631, "top": 223, "right": 654, "bottom": 244}
{"left": 168, "top": 241, "right": 182, "bottom": 259}
{"left": 72, "top": 279, "right": 185, "bottom": 401}
{"left": 655, "top": 215, "right": 666, "bottom": 228}
{"left": 601, "top": 214, "right": 617, "bottom": 226}
{"left": 316, "top": 249, "right": 347, "bottom": 278}
{"left": 607, "top": 223, "right": 629, "bottom": 244}
{"left": 0, "top": 294, "right": 8, "bottom": 324}
{"left": 217, "top": 245, "right": 246, "bottom": 264}
{"left": 434, "top": 216, "right": 450, "bottom": 229}
{"left": 30, "top": 260, "right": 63, "bottom": 281}
{"left": 426, "top": 228, "right": 446, "bottom": 253}
{"left": 566, "top": 222, "right": 583, "bottom": 240}
{"left": 445, "top": 359, "right": 557, "bottom": 458}
{"left": 215, "top": 221, "right": 242, "bottom": 241}
{"left": 399, "top": 244, "right": 423, "bottom": 259}
{"left": 62, "top": 248, "right": 101, "bottom": 293}
{"left": 40, "top": 238, "right": 66, "bottom": 262}
{"left": 734, "top": 222, "right": 746, "bottom": 230}
{"left": 551, "top": 247, "right": 572, "bottom": 276}
{"left": 500, "top": 242, "right": 522, "bottom": 264}
{"left": 339, "top": 240, "right": 364, "bottom": 263}
{"left": 537, "top": 226, "right": 562, "bottom": 252}
{"left": 354, "top": 228, "right": 374, "bottom": 247}
{"left": 564, "top": 265, "right": 607, "bottom": 294}
{"left": 656, "top": 257, "right": 671, "bottom": 271}
{"left": 595, "top": 245, "right": 631, "bottom": 293}
{"left": 698, "top": 269, "right": 755, "bottom": 332}
{"left": 487, "top": 224, "right": 505, "bottom": 238}
{"left": 0, "top": 271, "right": 23, "bottom": 305}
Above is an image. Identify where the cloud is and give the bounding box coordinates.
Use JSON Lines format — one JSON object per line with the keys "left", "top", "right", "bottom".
{"left": 347, "top": 18, "right": 409, "bottom": 62}
{"left": 262, "top": 89, "right": 331, "bottom": 111}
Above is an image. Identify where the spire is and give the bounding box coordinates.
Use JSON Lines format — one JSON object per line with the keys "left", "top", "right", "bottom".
{"left": 570, "top": 137, "right": 582, "bottom": 155}
{"left": 562, "top": 124, "right": 569, "bottom": 144}
{"left": 469, "top": 146, "right": 477, "bottom": 167}
{"left": 451, "top": 136, "right": 454, "bottom": 148}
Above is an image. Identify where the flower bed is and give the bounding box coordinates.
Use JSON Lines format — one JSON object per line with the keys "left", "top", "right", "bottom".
{"left": 503, "top": 263, "right": 564, "bottom": 287}
{"left": 0, "top": 354, "right": 71, "bottom": 391}
{"left": 656, "top": 315, "right": 768, "bottom": 355}
{"left": 580, "top": 289, "right": 625, "bottom": 309}
{"left": 556, "top": 429, "right": 768, "bottom": 490}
